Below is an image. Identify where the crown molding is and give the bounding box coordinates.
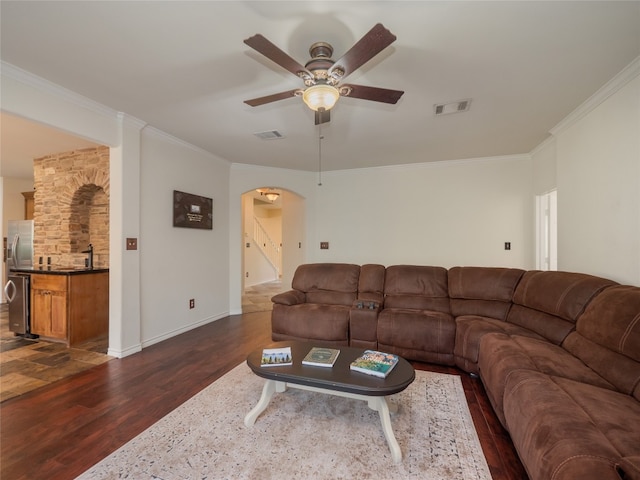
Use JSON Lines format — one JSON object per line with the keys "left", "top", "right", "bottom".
{"left": 550, "top": 56, "right": 640, "bottom": 136}
{"left": 1, "top": 61, "right": 118, "bottom": 119}
{"left": 529, "top": 134, "right": 556, "bottom": 157}
{"left": 117, "top": 112, "right": 147, "bottom": 131}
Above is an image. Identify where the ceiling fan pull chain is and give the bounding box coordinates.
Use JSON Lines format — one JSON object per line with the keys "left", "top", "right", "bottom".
{"left": 318, "top": 124, "right": 323, "bottom": 186}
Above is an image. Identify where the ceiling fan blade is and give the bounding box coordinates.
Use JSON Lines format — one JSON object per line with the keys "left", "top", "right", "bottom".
{"left": 329, "top": 23, "right": 397, "bottom": 80}
{"left": 315, "top": 109, "right": 330, "bottom": 125}
{"left": 244, "top": 34, "right": 311, "bottom": 79}
{"left": 244, "top": 89, "right": 300, "bottom": 107}
{"left": 341, "top": 84, "right": 404, "bottom": 104}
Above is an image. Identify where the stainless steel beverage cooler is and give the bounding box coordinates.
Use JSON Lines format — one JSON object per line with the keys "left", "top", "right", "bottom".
{"left": 4, "top": 273, "right": 34, "bottom": 337}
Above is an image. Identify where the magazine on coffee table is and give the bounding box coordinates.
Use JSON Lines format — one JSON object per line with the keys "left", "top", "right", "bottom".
{"left": 261, "top": 347, "right": 292, "bottom": 367}
{"left": 302, "top": 347, "right": 340, "bottom": 367}
{"left": 350, "top": 350, "right": 399, "bottom": 378}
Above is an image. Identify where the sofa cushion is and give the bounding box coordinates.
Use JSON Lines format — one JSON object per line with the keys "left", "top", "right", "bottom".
{"left": 292, "top": 263, "right": 360, "bottom": 306}
{"left": 377, "top": 308, "right": 455, "bottom": 365}
{"left": 454, "top": 316, "right": 545, "bottom": 374}
{"left": 448, "top": 266, "right": 525, "bottom": 319}
{"left": 383, "top": 265, "right": 449, "bottom": 312}
{"left": 503, "top": 369, "right": 640, "bottom": 480}
{"left": 563, "top": 285, "right": 640, "bottom": 400}
{"left": 357, "top": 264, "right": 386, "bottom": 304}
{"left": 271, "top": 303, "right": 351, "bottom": 345}
{"left": 478, "top": 332, "right": 615, "bottom": 426}
{"left": 507, "top": 270, "right": 617, "bottom": 344}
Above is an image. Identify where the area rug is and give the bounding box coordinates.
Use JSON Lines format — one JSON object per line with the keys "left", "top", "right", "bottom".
{"left": 77, "top": 363, "right": 492, "bottom": 479}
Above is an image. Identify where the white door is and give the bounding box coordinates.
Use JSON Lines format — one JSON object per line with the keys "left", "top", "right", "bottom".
{"left": 536, "top": 190, "right": 557, "bottom": 270}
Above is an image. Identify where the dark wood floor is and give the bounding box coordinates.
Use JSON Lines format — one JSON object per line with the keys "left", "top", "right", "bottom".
{"left": 0, "top": 310, "right": 527, "bottom": 480}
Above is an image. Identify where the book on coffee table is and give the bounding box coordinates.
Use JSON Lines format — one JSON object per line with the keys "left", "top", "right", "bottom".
{"left": 350, "top": 350, "right": 399, "bottom": 378}
{"left": 302, "top": 347, "right": 340, "bottom": 367}
{"left": 261, "top": 347, "right": 292, "bottom": 367}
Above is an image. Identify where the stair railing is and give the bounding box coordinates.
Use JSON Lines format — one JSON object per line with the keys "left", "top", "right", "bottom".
{"left": 253, "top": 216, "right": 281, "bottom": 276}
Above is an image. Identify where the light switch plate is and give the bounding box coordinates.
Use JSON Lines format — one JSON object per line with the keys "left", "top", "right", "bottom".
{"left": 320, "top": 242, "right": 329, "bottom": 249}
{"left": 126, "top": 238, "right": 138, "bottom": 250}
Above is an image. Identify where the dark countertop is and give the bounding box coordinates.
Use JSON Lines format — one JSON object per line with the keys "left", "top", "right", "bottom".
{"left": 10, "top": 267, "right": 109, "bottom": 276}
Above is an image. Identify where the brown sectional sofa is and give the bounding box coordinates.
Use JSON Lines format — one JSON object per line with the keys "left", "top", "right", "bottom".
{"left": 270, "top": 263, "right": 640, "bottom": 480}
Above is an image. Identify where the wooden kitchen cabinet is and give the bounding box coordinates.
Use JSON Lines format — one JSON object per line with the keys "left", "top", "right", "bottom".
{"left": 22, "top": 191, "right": 34, "bottom": 220}
{"left": 31, "top": 275, "right": 68, "bottom": 340}
{"left": 30, "top": 271, "right": 109, "bottom": 346}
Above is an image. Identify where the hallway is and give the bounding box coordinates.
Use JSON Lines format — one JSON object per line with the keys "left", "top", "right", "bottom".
{"left": 241, "top": 279, "right": 284, "bottom": 313}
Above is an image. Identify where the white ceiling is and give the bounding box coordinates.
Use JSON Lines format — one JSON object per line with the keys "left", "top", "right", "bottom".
{"left": 1, "top": 1, "right": 639, "bottom": 179}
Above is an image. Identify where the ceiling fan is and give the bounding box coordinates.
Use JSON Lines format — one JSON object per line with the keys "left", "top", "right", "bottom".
{"left": 243, "top": 23, "right": 404, "bottom": 125}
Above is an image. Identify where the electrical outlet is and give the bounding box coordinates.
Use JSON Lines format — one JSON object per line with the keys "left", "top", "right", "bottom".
{"left": 320, "top": 242, "right": 329, "bottom": 249}
{"left": 189, "top": 299, "right": 195, "bottom": 309}
{"left": 505, "top": 242, "right": 511, "bottom": 250}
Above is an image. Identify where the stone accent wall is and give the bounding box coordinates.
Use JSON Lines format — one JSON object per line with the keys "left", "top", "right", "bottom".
{"left": 33, "top": 146, "right": 110, "bottom": 268}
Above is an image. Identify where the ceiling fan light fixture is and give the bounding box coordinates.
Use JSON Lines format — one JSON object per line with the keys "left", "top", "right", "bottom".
{"left": 302, "top": 84, "right": 340, "bottom": 111}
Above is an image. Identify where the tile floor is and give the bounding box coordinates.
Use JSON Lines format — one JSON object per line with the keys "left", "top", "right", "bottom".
{"left": 0, "top": 304, "right": 112, "bottom": 402}
{"left": 0, "top": 280, "right": 284, "bottom": 402}
{"left": 241, "top": 279, "right": 284, "bottom": 313}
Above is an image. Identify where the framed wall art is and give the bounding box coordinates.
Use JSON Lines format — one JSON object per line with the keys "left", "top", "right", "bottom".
{"left": 173, "top": 190, "right": 213, "bottom": 230}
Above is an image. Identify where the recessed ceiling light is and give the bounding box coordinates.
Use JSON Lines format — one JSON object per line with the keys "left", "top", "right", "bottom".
{"left": 434, "top": 99, "right": 472, "bottom": 116}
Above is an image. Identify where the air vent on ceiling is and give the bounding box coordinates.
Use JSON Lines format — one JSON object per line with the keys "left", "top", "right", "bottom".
{"left": 434, "top": 99, "right": 471, "bottom": 116}
{"left": 254, "top": 130, "right": 285, "bottom": 140}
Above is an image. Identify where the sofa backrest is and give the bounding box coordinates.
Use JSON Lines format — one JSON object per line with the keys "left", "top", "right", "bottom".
{"left": 562, "top": 285, "right": 640, "bottom": 400}
{"left": 448, "top": 266, "right": 525, "bottom": 320}
{"left": 291, "top": 263, "right": 361, "bottom": 306}
{"left": 357, "top": 264, "right": 386, "bottom": 304}
{"left": 507, "top": 270, "right": 617, "bottom": 344}
{"left": 383, "top": 265, "right": 449, "bottom": 313}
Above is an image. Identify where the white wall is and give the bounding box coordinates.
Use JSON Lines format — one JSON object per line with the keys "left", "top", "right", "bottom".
{"left": 555, "top": 73, "right": 640, "bottom": 285}
{"left": 228, "top": 154, "right": 535, "bottom": 310}
{"left": 2, "top": 177, "right": 33, "bottom": 226}
{"left": 531, "top": 137, "right": 557, "bottom": 195}
{"left": 281, "top": 189, "right": 306, "bottom": 289}
{"left": 139, "top": 128, "right": 230, "bottom": 346}
{"left": 310, "top": 155, "right": 534, "bottom": 269}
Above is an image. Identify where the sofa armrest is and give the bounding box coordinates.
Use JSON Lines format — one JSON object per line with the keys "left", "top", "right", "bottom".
{"left": 271, "top": 290, "right": 306, "bottom": 306}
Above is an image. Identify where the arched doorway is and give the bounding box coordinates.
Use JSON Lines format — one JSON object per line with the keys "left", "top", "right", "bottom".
{"left": 240, "top": 187, "right": 305, "bottom": 312}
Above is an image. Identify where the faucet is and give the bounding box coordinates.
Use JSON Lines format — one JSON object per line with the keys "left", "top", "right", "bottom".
{"left": 82, "top": 244, "right": 94, "bottom": 269}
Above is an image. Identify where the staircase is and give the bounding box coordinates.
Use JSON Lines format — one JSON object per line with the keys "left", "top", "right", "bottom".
{"left": 253, "top": 216, "right": 281, "bottom": 276}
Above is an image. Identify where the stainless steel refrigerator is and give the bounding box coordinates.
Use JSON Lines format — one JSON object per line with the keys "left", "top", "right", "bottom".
{"left": 7, "top": 219, "right": 34, "bottom": 269}
{"left": 4, "top": 220, "right": 35, "bottom": 336}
